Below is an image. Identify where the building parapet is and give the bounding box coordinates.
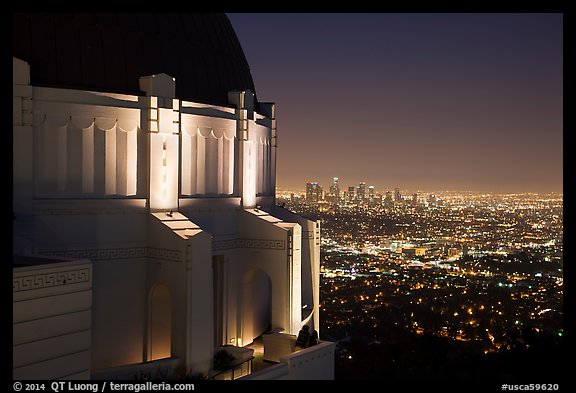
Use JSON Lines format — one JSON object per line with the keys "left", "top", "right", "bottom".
{"left": 241, "top": 341, "right": 335, "bottom": 380}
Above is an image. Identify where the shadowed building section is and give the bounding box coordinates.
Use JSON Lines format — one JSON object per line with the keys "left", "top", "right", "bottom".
{"left": 13, "top": 256, "right": 92, "bottom": 380}
{"left": 13, "top": 13, "right": 333, "bottom": 380}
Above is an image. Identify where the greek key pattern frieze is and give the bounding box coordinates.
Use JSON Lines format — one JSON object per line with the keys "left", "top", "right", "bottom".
{"left": 13, "top": 268, "right": 90, "bottom": 292}
{"left": 148, "top": 247, "right": 183, "bottom": 262}
{"left": 213, "top": 238, "right": 286, "bottom": 251}
{"left": 39, "top": 246, "right": 183, "bottom": 263}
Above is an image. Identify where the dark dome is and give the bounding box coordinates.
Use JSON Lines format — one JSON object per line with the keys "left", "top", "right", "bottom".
{"left": 12, "top": 13, "right": 257, "bottom": 108}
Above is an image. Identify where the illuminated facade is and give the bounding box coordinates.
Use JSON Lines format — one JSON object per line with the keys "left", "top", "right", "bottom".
{"left": 368, "top": 185, "right": 375, "bottom": 204}
{"left": 13, "top": 13, "right": 331, "bottom": 380}
{"left": 347, "top": 186, "right": 355, "bottom": 203}
{"left": 326, "top": 177, "right": 340, "bottom": 205}
{"left": 357, "top": 182, "right": 366, "bottom": 202}
{"left": 306, "top": 182, "right": 322, "bottom": 203}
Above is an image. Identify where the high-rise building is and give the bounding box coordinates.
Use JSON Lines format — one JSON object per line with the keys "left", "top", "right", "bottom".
{"left": 357, "top": 182, "right": 366, "bottom": 202}
{"left": 384, "top": 191, "right": 393, "bottom": 206}
{"left": 12, "top": 13, "right": 333, "bottom": 381}
{"left": 329, "top": 177, "right": 340, "bottom": 204}
{"left": 348, "top": 186, "right": 355, "bottom": 203}
{"left": 368, "top": 185, "right": 375, "bottom": 205}
{"left": 306, "top": 182, "right": 322, "bottom": 203}
{"left": 306, "top": 183, "right": 314, "bottom": 202}
{"left": 394, "top": 187, "right": 402, "bottom": 202}
{"left": 412, "top": 192, "right": 418, "bottom": 205}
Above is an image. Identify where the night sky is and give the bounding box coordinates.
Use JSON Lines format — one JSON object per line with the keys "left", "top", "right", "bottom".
{"left": 227, "top": 13, "right": 563, "bottom": 194}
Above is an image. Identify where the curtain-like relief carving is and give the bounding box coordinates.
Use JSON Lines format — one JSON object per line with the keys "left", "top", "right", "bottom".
{"left": 82, "top": 125, "right": 94, "bottom": 194}
{"left": 36, "top": 115, "right": 68, "bottom": 195}
{"left": 249, "top": 121, "right": 273, "bottom": 197}
{"left": 181, "top": 126, "right": 235, "bottom": 196}
{"left": 255, "top": 136, "right": 272, "bottom": 196}
{"left": 196, "top": 132, "right": 206, "bottom": 194}
{"left": 116, "top": 126, "right": 137, "bottom": 196}
{"left": 257, "top": 137, "right": 263, "bottom": 195}
{"left": 104, "top": 125, "right": 117, "bottom": 195}
{"left": 223, "top": 132, "right": 234, "bottom": 195}
{"left": 181, "top": 127, "right": 196, "bottom": 195}
{"left": 205, "top": 132, "right": 218, "bottom": 194}
{"left": 35, "top": 115, "right": 138, "bottom": 197}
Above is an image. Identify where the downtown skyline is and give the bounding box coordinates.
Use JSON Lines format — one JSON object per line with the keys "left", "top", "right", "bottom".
{"left": 228, "top": 13, "right": 563, "bottom": 194}
{"left": 278, "top": 178, "right": 565, "bottom": 196}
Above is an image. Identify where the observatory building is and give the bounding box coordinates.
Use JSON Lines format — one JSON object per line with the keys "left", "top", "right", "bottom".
{"left": 13, "top": 13, "right": 333, "bottom": 380}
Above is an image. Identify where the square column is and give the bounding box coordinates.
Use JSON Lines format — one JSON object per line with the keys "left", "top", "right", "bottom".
{"left": 140, "top": 74, "right": 180, "bottom": 211}
{"left": 229, "top": 90, "right": 257, "bottom": 208}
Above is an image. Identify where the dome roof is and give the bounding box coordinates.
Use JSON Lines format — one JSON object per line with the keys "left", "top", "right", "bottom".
{"left": 12, "top": 13, "right": 258, "bottom": 108}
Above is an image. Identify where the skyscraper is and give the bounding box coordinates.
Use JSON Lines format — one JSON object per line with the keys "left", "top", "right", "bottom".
{"left": 329, "top": 177, "right": 340, "bottom": 204}
{"left": 394, "top": 187, "right": 402, "bottom": 203}
{"left": 384, "top": 191, "right": 393, "bottom": 206}
{"left": 306, "top": 182, "right": 315, "bottom": 202}
{"left": 368, "top": 185, "right": 375, "bottom": 205}
{"left": 306, "top": 182, "right": 322, "bottom": 203}
{"left": 348, "top": 186, "right": 355, "bottom": 203}
{"left": 357, "top": 182, "right": 366, "bottom": 202}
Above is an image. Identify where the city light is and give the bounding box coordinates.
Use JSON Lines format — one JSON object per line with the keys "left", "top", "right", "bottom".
{"left": 278, "top": 185, "right": 562, "bottom": 370}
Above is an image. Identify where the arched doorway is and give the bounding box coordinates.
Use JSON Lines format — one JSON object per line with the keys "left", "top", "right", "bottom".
{"left": 148, "top": 284, "right": 171, "bottom": 361}
{"left": 241, "top": 268, "right": 272, "bottom": 346}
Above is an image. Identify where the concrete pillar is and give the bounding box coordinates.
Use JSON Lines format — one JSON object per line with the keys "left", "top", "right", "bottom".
{"left": 260, "top": 102, "right": 277, "bottom": 202}
{"left": 139, "top": 74, "right": 180, "bottom": 212}
{"left": 13, "top": 57, "right": 34, "bottom": 215}
{"left": 229, "top": 90, "right": 256, "bottom": 208}
{"left": 13, "top": 57, "right": 35, "bottom": 255}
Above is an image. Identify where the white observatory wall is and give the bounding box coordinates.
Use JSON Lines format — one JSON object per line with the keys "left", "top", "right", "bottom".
{"left": 31, "top": 88, "right": 141, "bottom": 199}
{"left": 32, "top": 208, "right": 149, "bottom": 371}
{"left": 180, "top": 114, "right": 236, "bottom": 196}
{"left": 17, "top": 83, "right": 150, "bottom": 371}
{"left": 243, "top": 269, "right": 272, "bottom": 340}
{"left": 248, "top": 120, "right": 273, "bottom": 196}
{"left": 13, "top": 259, "right": 93, "bottom": 380}
{"left": 147, "top": 214, "right": 214, "bottom": 374}
{"left": 224, "top": 210, "right": 302, "bottom": 347}
{"left": 271, "top": 206, "right": 321, "bottom": 335}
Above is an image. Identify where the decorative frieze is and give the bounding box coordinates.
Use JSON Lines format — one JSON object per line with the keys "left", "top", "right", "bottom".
{"left": 39, "top": 246, "right": 183, "bottom": 263}
{"left": 213, "top": 238, "right": 286, "bottom": 251}
{"left": 37, "top": 238, "right": 287, "bottom": 262}
{"left": 13, "top": 268, "right": 90, "bottom": 292}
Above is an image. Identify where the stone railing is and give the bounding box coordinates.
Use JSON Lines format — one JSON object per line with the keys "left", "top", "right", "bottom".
{"left": 241, "top": 341, "right": 335, "bottom": 380}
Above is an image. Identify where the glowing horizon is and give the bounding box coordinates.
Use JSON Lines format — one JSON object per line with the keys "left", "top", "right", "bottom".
{"left": 229, "top": 13, "right": 563, "bottom": 195}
